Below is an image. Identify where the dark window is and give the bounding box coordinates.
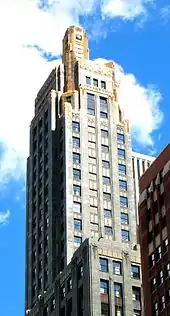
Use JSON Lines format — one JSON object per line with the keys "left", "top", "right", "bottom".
{"left": 101, "top": 145, "right": 109, "bottom": 153}
{"left": 73, "top": 152, "right": 80, "bottom": 164}
{"left": 118, "top": 148, "right": 125, "bottom": 159}
{"left": 67, "top": 96, "right": 72, "bottom": 103}
{"left": 103, "top": 193, "right": 111, "bottom": 200}
{"left": 104, "top": 226, "right": 113, "bottom": 235}
{"left": 67, "top": 298, "right": 72, "bottom": 316}
{"left": 100, "top": 97, "right": 108, "bottom": 118}
{"left": 87, "top": 93, "right": 95, "bottom": 115}
{"left": 100, "top": 279, "right": 109, "bottom": 294}
{"left": 119, "top": 180, "right": 127, "bottom": 191}
{"left": 118, "top": 163, "right": 126, "bottom": 175}
{"left": 101, "top": 129, "right": 108, "bottom": 137}
{"left": 104, "top": 209, "right": 112, "bottom": 217}
{"left": 131, "top": 265, "right": 140, "bottom": 279}
{"left": 121, "top": 229, "right": 130, "bottom": 241}
{"left": 151, "top": 277, "right": 156, "bottom": 292}
{"left": 114, "top": 283, "right": 122, "bottom": 297}
{"left": 78, "top": 263, "right": 83, "bottom": 279}
{"left": 121, "top": 212, "right": 129, "bottom": 225}
{"left": 73, "top": 137, "right": 80, "bottom": 148}
{"left": 60, "top": 285, "right": 66, "bottom": 299}
{"left": 86, "top": 76, "right": 91, "bottom": 84}
{"left": 101, "top": 303, "right": 109, "bottom": 316}
{"left": 113, "top": 261, "right": 122, "bottom": 275}
{"left": 74, "top": 219, "right": 82, "bottom": 231}
{"left": 72, "top": 121, "right": 80, "bottom": 132}
{"left": 73, "top": 168, "right": 81, "bottom": 180}
{"left": 103, "top": 176, "right": 110, "bottom": 185}
{"left": 93, "top": 78, "right": 98, "bottom": 87}
{"left": 99, "top": 257, "right": 108, "bottom": 272}
{"left": 120, "top": 196, "right": 128, "bottom": 207}
{"left": 73, "top": 185, "right": 81, "bottom": 196}
{"left": 117, "top": 133, "right": 125, "bottom": 143}
{"left": 155, "top": 246, "right": 162, "bottom": 261}
{"left": 67, "top": 278, "right": 72, "bottom": 292}
{"left": 163, "top": 238, "right": 168, "bottom": 253}
{"left": 102, "top": 160, "right": 110, "bottom": 168}
{"left": 101, "top": 81, "right": 106, "bottom": 89}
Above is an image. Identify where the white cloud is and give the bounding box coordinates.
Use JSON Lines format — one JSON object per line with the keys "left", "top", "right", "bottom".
{"left": 101, "top": 0, "right": 154, "bottom": 21}
{"left": 0, "top": 0, "right": 162, "bottom": 181}
{"left": 93, "top": 59, "right": 163, "bottom": 146}
{"left": 0, "top": 210, "right": 10, "bottom": 225}
{"left": 160, "top": 5, "right": 170, "bottom": 23}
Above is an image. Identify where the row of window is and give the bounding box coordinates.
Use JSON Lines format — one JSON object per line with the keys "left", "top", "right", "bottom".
{"left": 149, "top": 238, "right": 168, "bottom": 268}
{"left": 74, "top": 227, "right": 130, "bottom": 243}
{"left": 86, "top": 76, "right": 106, "bottom": 89}
{"left": 153, "top": 290, "right": 170, "bottom": 315}
{"left": 99, "top": 258, "right": 140, "bottom": 279}
{"left": 151, "top": 262, "right": 170, "bottom": 292}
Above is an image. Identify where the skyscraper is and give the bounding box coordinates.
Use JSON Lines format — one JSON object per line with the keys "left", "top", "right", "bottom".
{"left": 25, "top": 26, "right": 142, "bottom": 316}
{"left": 139, "top": 143, "right": 170, "bottom": 316}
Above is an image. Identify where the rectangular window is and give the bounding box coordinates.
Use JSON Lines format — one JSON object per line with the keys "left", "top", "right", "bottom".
{"left": 121, "top": 229, "right": 130, "bottom": 241}
{"left": 113, "top": 261, "right": 122, "bottom": 275}
{"left": 120, "top": 196, "right": 128, "bottom": 207}
{"left": 131, "top": 265, "right": 140, "bottom": 279}
{"left": 67, "top": 277, "right": 72, "bottom": 292}
{"left": 118, "top": 164, "right": 126, "bottom": 175}
{"left": 74, "top": 219, "right": 82, "bottom": 231}
{"left": 93, "top": 78, "right": 98, "bottom": 87}
{"left": 102, "top": 160, "right": 110, "bottom": 168}
{"left": 99, "top": 257, "right": 108, "bottom": 272}
{"left": 87, "top": 93, "right": 95, "bottom": 115}
{"left": 101, "top": 129, "right": 108, "bottom": 137}
{"left": 153, "top": 302, "right": 158, "bottom": 316}
{"left": 101, "top": 145, "right": 109, "bottom": 153}
{"left": 103, "top": 193, "right": 111, "bottom": 200}
{"left": 101, "top": 80, "right": 106, "bottom": 89}
{"left": 73, "top": 152, "right": 80, "bottom": 164}
{"left": 118, "top": 148, "right": 125, "bottom": 159}
{"left": 100, "top": 97, "right": 108, "bottom": 118}
{"left": 103, "top": 176, "right": 110, "bottom": 185}
{"left": 73, "top": 185, "right": 81, "bottom": 196}
{"left": 100, "top": 279, "right": 109, "bottom": 294}
{"left": 74, "top": 236, "right": 82, "bottom": 247}
{"left": 72, "top": 121, "right": 80, "bottom": 132}
{"left": 117, "top": 133, "right": 125, "bottom": 143}
{"left": 73, "top": 137, "right": 80, "bottom": 148}
{"left": 166, "top": 263, "right": 170, "bottom": 277}
{"left": 73, "top": 169, "right": 81, "bottom": 180}
{"left": 114, "top": 283, "right": 122, "bottom": 298}
{"left": 121, "top": 212, "right": 129, "bottom": 225}
{"left": 104, "top": 209, "right": 112, "bottom": 217}
{"left": 104, "top": 226, "right": 113, "bottom": 235}
{"left": 73, "top": 202, "right": 81, "bottom": 213}
{"left": 119, "top": 180, "right": 127, "bottom": 191}
{"left": 86, "top": 76, "right": 91, "bottom": 84}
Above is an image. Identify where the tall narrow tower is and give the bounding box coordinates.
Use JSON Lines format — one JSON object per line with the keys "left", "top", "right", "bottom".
{"left": 25, "top": 26, "right": 142, "bottom": 316}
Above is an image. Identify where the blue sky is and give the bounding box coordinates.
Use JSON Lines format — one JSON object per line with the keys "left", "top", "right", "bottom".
{"left": 0, "top": 0, "right": 170, "bottom": 315}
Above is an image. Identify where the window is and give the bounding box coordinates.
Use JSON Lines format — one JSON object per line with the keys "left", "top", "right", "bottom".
{"left": 73, "top": 137, "right": 80, "bottom": 148}
{"left": 101, "top": 129, "right": 108, "bottom": 137}
{"left": 160, "top": 295, "right": 165, "bottom": 310}
{"left": 103, "top": 193, "right": 111, "bottom": 200}
{"left": 163, "top": 238, "right": 168, "bottom": 253}
{"left": 100, "top": 279, "right": 109, "bottom": 294}
{"left": 73, "top": 202, "right": 81, "bottom": 213}
{"left": 100, "top": 97, "right": 108, "bottom": 118}
{"left": 66, "top": 96, "right": 72, "bottom": 103}
{"left": 151, "top": 277, "right": 156, "bottom": 292}
{"left": 119, "top": 180, "right": 127, "bottom": 191}
{"left": 74, "top": 219, "right": 82, "bottom": 231}
{"left": 118, "top": 164, "right": 126, "bottom": 175}
{"left": 93, "top": 78, "right": 98, "bottom": 87}
{"left": 117, "top": 133, "right": 125, "bottom": 143}
{"left": 102, "top": 160, "right": 110, "bottom": 168}
{"left": 114, "top": 283, "right": 122, "bottom": 298}
{"left": 153, "top": 302, "right": 158, "bottom": 316}
{"left": 87, "top": 93, "right": 95, "bottom": 115}
{"left": 103, "top": 176, "right": 110, "bottom": 185}
{"left": 74, "top": 236, "right": 82, "bottom": 247}
{"left": 78, "top": 263, "right": 83, "bottom": 279}
{"left": 131, "top": 265, "right": 140, "bottom": 279}
{"left": 72, "top": 121, "right": 80, "bottom": 132}
{"left": 73, "top": 152, "right": 80, "bottom": 164}
{"left": 121, "top": 212, "right": 129, "bottom": 225}
{"left": 67, "top": 277, "right": 72, "bottom": 292}
{"left": 104, "top": 226, "right": 113, "bottom": 235}
{"left": 101, "top": 80, "right": 106, "bottom": 89}
{"left": 51, "top": 298, "right": 56, "bottom": 312}
{"left": 86, "top": 76, "right": 91, "bottom": 84}
{"left": 113, "top": 261, "right": 122, "bottom": 275}
{"left": 73, "top": 185, "right": 81, "bottom": 196}
{"left": 118, "top": 148, "right": 125, "bottom": 159}
{"left": 159, "top": 270, "right": 163, "bottom": 284}
{"left": 104, "top": 209, "right": 112, "bottom": 217}
{"left": 99, "top": 258, "right": 108, "bottom": 272}
{"left": 121, "top": 229, "right": 130, "bottom": 241}
{"left": 73, "top": 169, "right": 81, "bottom": 180}
{"left": 120, "top": 196, "right": 128, "bottom": 207}
{"left": 60, "top": 285, "right": 66, "bottom": 299}
{"left": 156, "top": 246, "right": 161, "bottom": 261}
{"left": 166, "top": 263, "right": 170, "bottom": 277}
{"left": 101, "top": 145, "right": 109, "bottom": 153}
